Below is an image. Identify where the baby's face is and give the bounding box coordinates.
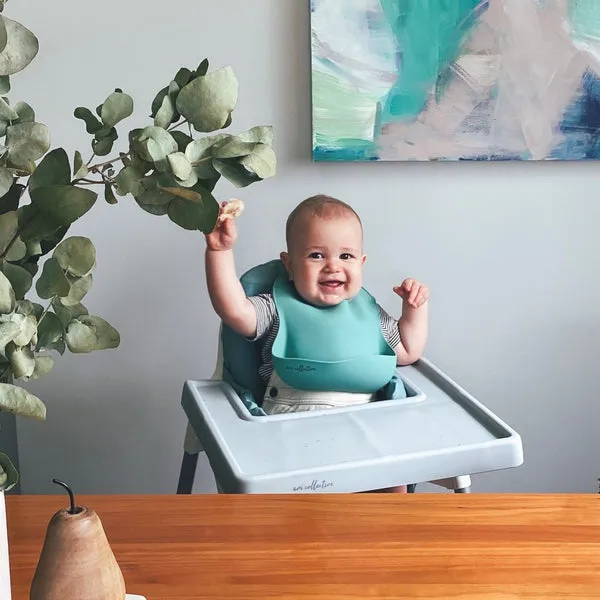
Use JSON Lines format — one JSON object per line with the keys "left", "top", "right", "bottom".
{"left": 281, "top": 214, "right": 366, "bottom": 307}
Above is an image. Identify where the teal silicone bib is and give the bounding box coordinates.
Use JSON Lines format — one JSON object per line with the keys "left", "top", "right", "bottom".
{"left": 271, "top": 276, "right": 397, "bottom": 393}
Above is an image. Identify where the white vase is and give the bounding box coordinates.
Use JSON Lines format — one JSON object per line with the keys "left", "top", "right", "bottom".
{"left": 0, "top": 491, "right": 10, "bottom": 599}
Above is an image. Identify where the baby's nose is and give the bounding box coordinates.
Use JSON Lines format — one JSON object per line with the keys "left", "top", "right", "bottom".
{"left": 324, "top": 258, "right": 341, "bottom": 271}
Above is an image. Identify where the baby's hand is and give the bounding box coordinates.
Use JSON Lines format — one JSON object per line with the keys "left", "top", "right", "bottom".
{"left": 205, "top": 199, "right": 244, "bottom": 252}
{"left": 393, "top": 279, "right": 429, "bottom": 309}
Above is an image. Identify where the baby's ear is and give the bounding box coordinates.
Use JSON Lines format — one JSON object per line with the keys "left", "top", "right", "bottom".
{"left": 280, "top": 251, "right": 293, "bottom": 279}
{"left": 361, "top": 254, "right": 367, "bottom": 265}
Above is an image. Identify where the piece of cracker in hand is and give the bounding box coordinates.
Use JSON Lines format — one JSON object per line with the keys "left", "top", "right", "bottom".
{"left": 218, "top": 199, "right": 245, "bottom": 223}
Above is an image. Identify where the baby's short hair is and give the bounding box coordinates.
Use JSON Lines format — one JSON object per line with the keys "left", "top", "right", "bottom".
{"left": 285, "top": 194, "right": 362, "bottom": 248}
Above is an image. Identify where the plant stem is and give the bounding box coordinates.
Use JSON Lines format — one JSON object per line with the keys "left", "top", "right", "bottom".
{"left": 168, "top": 118, "right": 189, "bottom": 132}
{"left": 85, "top": 152, "right": 97, "bottom": 167}
{"left": 0, "top": 230, "right": 20, "bottom": 260}
{"left": 88, "top": 153, "right": 129, "bottom": 172}
{"left": 76, "top": 178, "right": 105, "bottom": 186}
{"left": 36, "top": 297, "right": 56, "bottom": 329}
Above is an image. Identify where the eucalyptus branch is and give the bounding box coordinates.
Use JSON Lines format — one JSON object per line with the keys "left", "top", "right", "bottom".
{"left": 88, "top": 153, "right": 129, "bottom": 172}
{"left": 73, "top": 178, "right": 105, "bottom": 186}
{"left": 168, "top": 118, "right": 189, "bottom": 132}
{"left": 0, "top": 230, "right": 20, "bottom": 261}
{"left": 36, "top": 297, "right": 55, "bottom": 328}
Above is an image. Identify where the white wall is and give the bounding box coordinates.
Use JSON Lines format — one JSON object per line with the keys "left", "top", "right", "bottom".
{"left": 12, "top": 0, "right": 600, "bottom": 494}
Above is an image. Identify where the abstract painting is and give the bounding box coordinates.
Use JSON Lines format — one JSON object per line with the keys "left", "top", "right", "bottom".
{"left": 311, "top": 0, "right": 600, "bottom": 161}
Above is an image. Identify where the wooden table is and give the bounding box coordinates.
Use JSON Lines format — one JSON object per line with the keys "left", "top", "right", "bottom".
{"left": 7, "top": 494, "right": 600, "bottom": 599}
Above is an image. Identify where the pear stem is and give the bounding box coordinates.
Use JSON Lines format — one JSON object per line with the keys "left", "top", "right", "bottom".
{"left": 52, "top": 478, "right": 81, "bottom": 514}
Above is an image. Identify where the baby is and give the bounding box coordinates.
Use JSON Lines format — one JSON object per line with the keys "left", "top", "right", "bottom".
{"left": 204, "top": 194, "right": 429, "bottom": 492}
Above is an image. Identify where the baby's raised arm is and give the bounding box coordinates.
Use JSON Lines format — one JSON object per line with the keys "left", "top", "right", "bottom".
{"left": 204, "top": 200, "right": 257, "bottom": 338}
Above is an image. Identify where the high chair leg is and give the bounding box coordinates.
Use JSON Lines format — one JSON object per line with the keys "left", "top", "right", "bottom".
{"left": 177, "top": 451, "right": 199, "bottom": 494}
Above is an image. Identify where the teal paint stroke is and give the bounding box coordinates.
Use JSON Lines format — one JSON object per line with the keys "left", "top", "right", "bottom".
{"left": 569, "top": 0, "right": 600, "bottom": 42}
{"left": 378, "top": 0, "right": 486, "bottom": 125}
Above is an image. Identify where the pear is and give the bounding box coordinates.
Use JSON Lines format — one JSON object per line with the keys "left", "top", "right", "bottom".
{"left": 30, "top": 479, "right": 126, "bottom": 600}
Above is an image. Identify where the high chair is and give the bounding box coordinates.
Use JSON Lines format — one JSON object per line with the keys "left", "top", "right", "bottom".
{"left": 177, "top": 260, "right": 523, "bottom": 494}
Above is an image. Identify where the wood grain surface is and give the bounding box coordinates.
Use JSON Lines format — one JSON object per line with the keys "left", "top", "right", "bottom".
{"left": 7, "top": 494, "right": 600, "bottom": 599}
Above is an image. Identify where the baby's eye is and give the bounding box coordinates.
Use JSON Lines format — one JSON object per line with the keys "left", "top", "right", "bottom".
{"left": 308, "top": 252, "right": 324, "bottom": 259}
{"left": 340, "top": 253, "right": 354, "bottom": 260}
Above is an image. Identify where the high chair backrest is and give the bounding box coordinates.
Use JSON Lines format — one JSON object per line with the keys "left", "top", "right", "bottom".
{"left": 220, "top": 259, "right": 287, "bottom": 407}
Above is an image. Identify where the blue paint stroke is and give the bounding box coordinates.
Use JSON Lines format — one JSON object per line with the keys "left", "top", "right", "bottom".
{"left": 551, "top": 69, "right": 600, "bottom": 160}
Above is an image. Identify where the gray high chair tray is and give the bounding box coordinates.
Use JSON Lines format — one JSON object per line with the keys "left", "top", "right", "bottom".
{"left": 181, "top": 357, "right": 523, "bottom": 493}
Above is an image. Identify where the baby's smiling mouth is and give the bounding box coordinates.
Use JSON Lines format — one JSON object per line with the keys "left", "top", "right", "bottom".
{"left": 319, "top": 279, "right": 345, "bottom": 288}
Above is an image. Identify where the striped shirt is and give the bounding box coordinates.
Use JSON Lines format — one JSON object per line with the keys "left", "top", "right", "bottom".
{"left": 247, "top": 293, "right": 401, "bottom": 383}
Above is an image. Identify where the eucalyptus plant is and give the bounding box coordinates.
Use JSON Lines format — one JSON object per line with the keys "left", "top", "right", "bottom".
{"left": 0, "top": 2, "right": 276, "bottom": 490}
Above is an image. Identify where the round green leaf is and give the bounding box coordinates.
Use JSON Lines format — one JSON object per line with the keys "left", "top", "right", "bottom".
{"left": 26, "top": 355, "right": 53, "bottom": 380}
{"left": 185, "top": 134, "right": 225, "bottom": 179}
{"left": 36, "top": 257, "right": 70, "bottom": 299}
{"left": 18, "top": 203, "right": 61, "bottom": 242}
{"left": 92, "top": 134, "right": 115, "bottom": 157}
{"left": 171, "top": 131, "right": 192, "bottom": 153}
{"left": 137, "top": 126, "right": 178, "bottom": 163}
{"left": 59, "top": 274, "right": 92, "bottom": 307}
{"left": 0, "top": 320, "right": 18, "bottom": 352}
{"left": 154, "top": 94, "right": 176, "bottom": 129}
{"left": 0, "top": 16, "right": 7, "bottom": 54}
{"left": 8, "top": 313, "right": 36, "bottom": 346}
{"left": 167, "top": 185, "right": 218, "bottom": 232}
{"left": 174, "top": 67, "right": 192, "bottom": 88}
{"left": 6, "top": 342, "right": 35, "bottom": 378}
{"left": 0, "top": 166, "right": 13, "bottom": 197}
{"left": 237, "top": 125, "right": 274, "bottom": 145}
{"left": 65, "top": 315, "right": 120, "bottom": 353}
{"left": 6, "top": 122, "right": 50, "bottom": 168}
{"left": 0, "top": 181, "right": 22, "bottom": 216}
{"left": 104, "top": 183, "right": 117, "bottom": 205}
{"left": 29, "top": 184, "right": 97, "bottom": 226}
{"left": 167, "top": 152, "right": 192, "bottom": 181}
{"left": 134, "top": 187, "right": 173, "bottom": 216}
{"left": 2, "top": 262, "right": 32, "bottom": 299}
{"left": 73, "top": 150, "right": 86, "bottom": 179}
{"left": 0, "top": 17, "right": 39, "bottom": 76}
{"left": 51, "top": 299, "right": 88, "bottom": 328}
{"left": 195, "top": 58, "right": 209, "bottom": 78}
{"left": 0, "top": 451, "right": 19, "bottom": 491}
{"left": 0, "top": 269, "right": 14, "bottom": 313}
{"left": 53, "top": 236, "right": 96, "bottom": 277}
{"left": 36, "top": 311, "right": 63, "bottom": 351}
{"left": 14, "top": 101, "right": 34, "bottom": 123}
{"left": 29, "top": 147, "right": 70, "bottom": 192}
{"left": 0, "top": 75, "right": 10, "bottom": 95}
{"left": 150, "top": 86, "right": 168, "bottom": 118}
{"left": 213, "top": 138, "right": 257, "bottom": 159}
{"left": 0, "top": 210, "right": 25, "bottom": 260}
{"left": 15, "top": 300, "right": 43, "bottom": 318}
{"left": 239, "top": 143, "right": 276, "bottom": 179}
{"left": 74, "top": 107, "right": 102, "bottom": 134}
{"left": 0, "top": 96, "right": 17, "bottom": 120}
{"left": 0, "top": 382, "right": 46, "bottom": 419}
{"left": 100, "top": 90, "right": 133, "bottom": 127}
{"left": 213, "top": 157, "right": 259, "bottom": 188}
{"left": 114, "top": 165, "right": 144, "bottom": 197}
{"left": 175, "top": 66, "right": 238, "bottom": 133}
